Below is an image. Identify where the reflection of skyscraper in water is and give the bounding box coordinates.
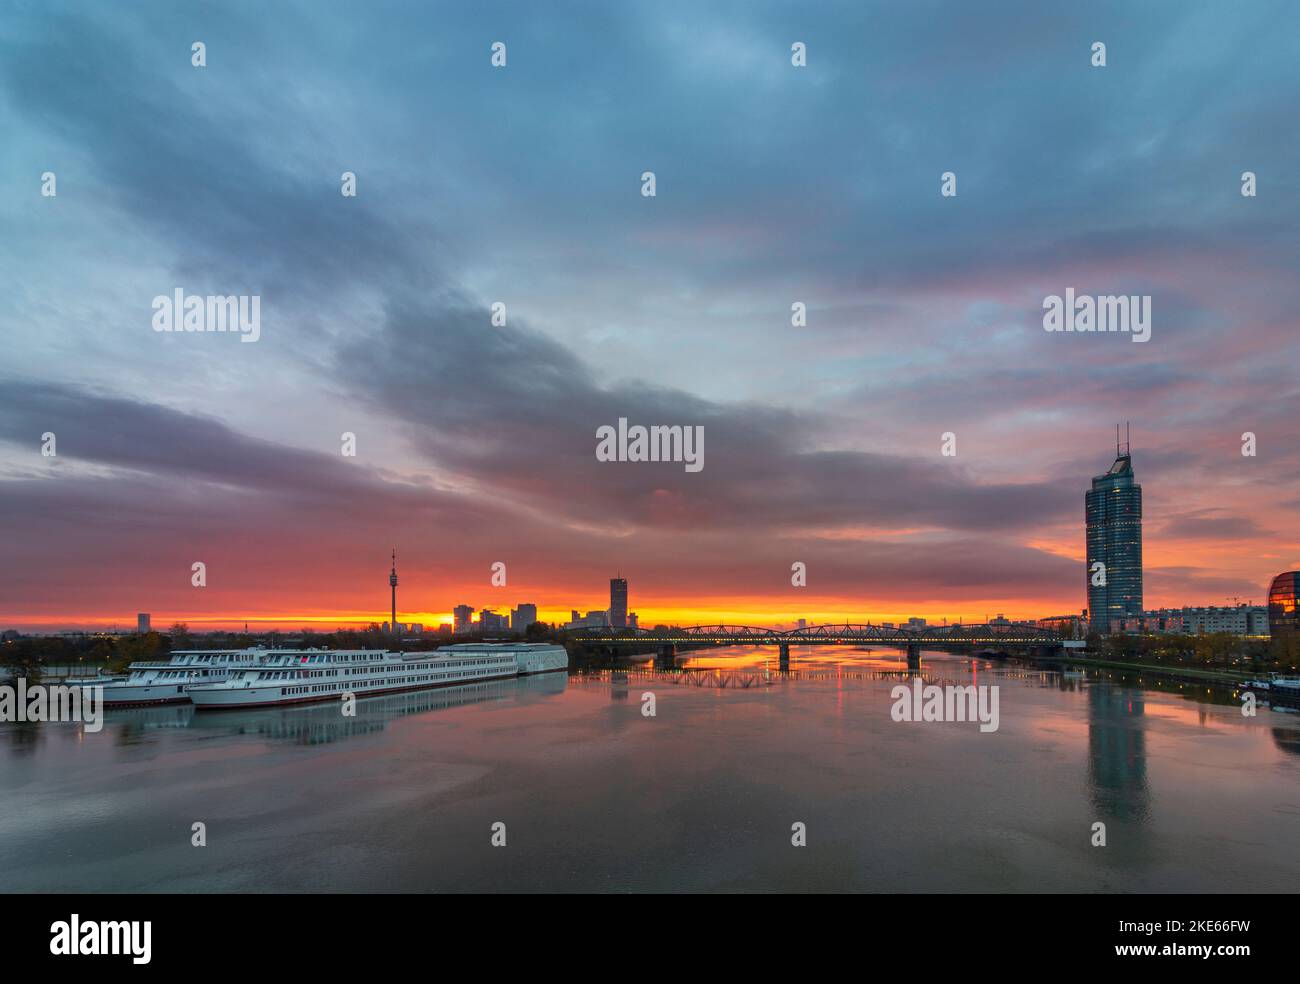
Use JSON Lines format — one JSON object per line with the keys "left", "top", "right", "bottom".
{"left": 1271, "top": 728, "right": 1300, "bottom": 757}
{"left": 1087, "top": 684, "right": 1150, "bottom": 823}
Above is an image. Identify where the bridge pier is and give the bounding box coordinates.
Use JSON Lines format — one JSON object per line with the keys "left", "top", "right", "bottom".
{"left": 655, "top": 644, "right": 677, "bottom": 670}
{"left": 906, "top": 642, "right": 922, "bottom": 670}
{"left": 778, "top": 642, "right": 790, "bottom": 672}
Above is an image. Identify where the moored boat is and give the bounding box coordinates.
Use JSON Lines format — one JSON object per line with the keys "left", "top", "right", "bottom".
{"left": 68, "top": 649, "right": 267, "bottom": 707}
{"left": 187, "top": 643, "right": 567, "bottom": 709}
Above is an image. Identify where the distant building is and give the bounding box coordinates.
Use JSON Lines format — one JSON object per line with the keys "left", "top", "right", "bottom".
{"left": 609, "top": 577, "right": 628, "bottom": 629}
{"left": 565, "top": 610, "right": 611, "bottom": 630}
{"left": 796, "top": 618, "right": 807, "bottom": 631}
{"left": 627, "top": 612, "right": 638, "bottom": 630}
{"left": 1268, "top": 572, "right": 1300, "bottom": 640}
{"left": 1115, "top": 605, "right": 1268, "bottom": 636}
{"left": 478, "top": 609, "right": 508, "bottom": 633}
{"left": 453, "top": 605, "right": 473, "bottom": 634}
{"left": 511, "top": 603, "right": 538, "bottom": 632}
{"left": 906, "top": 617, "right": 927, "bottom": 629}
{"left": 1086, "top": 436, "right": 1143, "bottom": 632}
{"left": 1035, "top": 614, "right": 1087, "bottom": 638}
{"left": 137, "top": 613, "right": 151, "bottom": 633}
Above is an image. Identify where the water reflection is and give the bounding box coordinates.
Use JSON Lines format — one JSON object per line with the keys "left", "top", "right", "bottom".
{"left": 1, "top": 673, "right": 568, "bottom": 749}
{"left": 1087, "top": 684, "right": 1150, "bottom": 823}
{"left": 1274, "top": 721, "right": 1300, "bottom": 756}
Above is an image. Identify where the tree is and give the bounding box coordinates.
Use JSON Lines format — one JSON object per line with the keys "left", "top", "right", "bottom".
{"left": 110, "top": 631, "right": 168, "bottom": 673}
{"left": 168, "top": 623, "right": 192, "bottom": 649}
{"left": 0, "top": 642, "right": 43, "bottom": 685}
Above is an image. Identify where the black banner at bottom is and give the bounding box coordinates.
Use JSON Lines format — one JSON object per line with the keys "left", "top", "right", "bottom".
{"left": 0, "top": 893, "right": 1284, "bottom": 972}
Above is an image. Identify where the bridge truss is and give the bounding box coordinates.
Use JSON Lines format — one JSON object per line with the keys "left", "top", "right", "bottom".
{"left": 571, "top": 622, "right": 1073, "bottom": 647}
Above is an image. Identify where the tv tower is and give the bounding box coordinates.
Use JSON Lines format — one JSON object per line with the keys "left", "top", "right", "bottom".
{"left": 389, "top": 549, "right": 399, "bottom": 634}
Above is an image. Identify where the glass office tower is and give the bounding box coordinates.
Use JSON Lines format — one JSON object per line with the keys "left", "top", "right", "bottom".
{"left": 609, "top": 577, "right": 628, "bottom": 629}
{"left": 1086, "top": 447, "right": 1143, "bottom": 633}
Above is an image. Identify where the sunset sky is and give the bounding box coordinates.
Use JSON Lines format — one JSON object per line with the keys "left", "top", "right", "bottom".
{"left": 2, "top": 1, "right": 1299, "bottom": 633}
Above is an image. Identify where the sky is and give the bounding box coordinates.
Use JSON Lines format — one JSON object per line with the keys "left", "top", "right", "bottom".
{"left": 2, "top": 0, "right": 1299, "bottom": 632}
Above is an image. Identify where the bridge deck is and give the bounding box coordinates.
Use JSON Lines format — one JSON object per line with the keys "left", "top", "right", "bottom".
{"left": 572, "top": 623, "right": 1072, "bottom": 646}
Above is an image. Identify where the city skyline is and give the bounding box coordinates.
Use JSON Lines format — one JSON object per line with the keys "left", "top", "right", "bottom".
{"left": 4, "top": 432, "right": 1291, "bottom": 634}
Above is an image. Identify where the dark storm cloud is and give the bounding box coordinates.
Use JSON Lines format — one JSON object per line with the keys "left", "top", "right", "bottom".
{"left": 337, "top": 295, "right": 1071, "bottom": 533}
{"left": 2, "top": 0, "right": 1298, "bottom": 622}
{"left": 0, "top": 4, "right": 430, "bottom": 302}
{"left": 0, "top": 379, "right": 396, "bottom": 502}
{"left": 1158, "top": 513, "right": 1266, "bottom": 541}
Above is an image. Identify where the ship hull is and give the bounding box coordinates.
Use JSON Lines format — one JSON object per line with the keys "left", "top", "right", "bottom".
{"left": 188, "top": 669, "right": 520, "bottom": 709}
{"left": 74, "top": 683, "right": 195, "bottom": 707}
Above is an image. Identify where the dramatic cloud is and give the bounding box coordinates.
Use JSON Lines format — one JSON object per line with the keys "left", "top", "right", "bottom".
{"left": 1, "top": 1, "right": 1298, "bottom": 629}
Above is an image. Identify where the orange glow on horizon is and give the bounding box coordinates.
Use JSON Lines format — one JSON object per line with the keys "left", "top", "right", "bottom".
{"left": 4, "top": 600, "right": 1078, "bottom": 634}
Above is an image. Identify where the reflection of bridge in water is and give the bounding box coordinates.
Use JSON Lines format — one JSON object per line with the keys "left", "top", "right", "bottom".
{"left": 573, "top": 623, "right": 1083, "bottom": 670}
{"left": 98, "top": 672, "right": 569, "bottom": 746}
{"left": 579, "top": 663, "right": 1082, "bottom": 695}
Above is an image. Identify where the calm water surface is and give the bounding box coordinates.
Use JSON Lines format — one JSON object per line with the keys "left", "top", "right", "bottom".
{"left": 2, "top": 647, "right": 1298, "bottom": 892}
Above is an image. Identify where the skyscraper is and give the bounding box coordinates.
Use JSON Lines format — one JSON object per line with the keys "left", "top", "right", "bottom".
{"left": 453, "top": 605, "right": 473, "bottom": 635}
{"left": 511, "top": 603, "right": 538, "bottom": 632}
{"left": 609, "top": 576, "right": 628, "bottom": 629}
{"left": 1086, "top": 431, "right": 1143, "bottom": 633}
{"left": 137, "top": 613, "right": 150, "bottom": 633}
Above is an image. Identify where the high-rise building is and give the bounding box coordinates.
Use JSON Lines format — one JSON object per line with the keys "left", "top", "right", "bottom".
{"left": 511, "top": 603, "right": 538, "bottom": 632}
{"left": 1086, "top": 433, "right": 1143, "bottom": 633}
{"left": 453, "top": 605, "right": 473, "bottom": 635}
{"left": 478, "top": 609, "right": 508, "bottom": 633}
{"left": 610, "top": 577, "right": 628, "bottom": 628}
{"left": 137, "top": 613, "right": 151, "bottom": 633}
{"left": 1268, "top": 572, "right": 1300, "bottom": 641}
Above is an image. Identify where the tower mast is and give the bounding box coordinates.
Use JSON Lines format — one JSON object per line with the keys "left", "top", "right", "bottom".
{"left": 389, "top": 549, "right": 398, "bottom": 635}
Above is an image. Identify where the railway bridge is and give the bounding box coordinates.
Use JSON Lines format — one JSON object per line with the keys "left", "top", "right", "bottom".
{"left": 571, "top": 623, "right": 1084, "bottom": 670}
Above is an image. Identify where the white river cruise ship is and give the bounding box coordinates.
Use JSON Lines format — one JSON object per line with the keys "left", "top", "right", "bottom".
{"left": 73, "top": 649, "right": 269, "bottom": 707}
{"left": 186, "top": 643, "right": 568, "bottom": 709}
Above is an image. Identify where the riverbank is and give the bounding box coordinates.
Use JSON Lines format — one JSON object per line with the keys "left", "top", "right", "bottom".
{"left": 1033, "top": 651, "right": 1255, "bottom": 687}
